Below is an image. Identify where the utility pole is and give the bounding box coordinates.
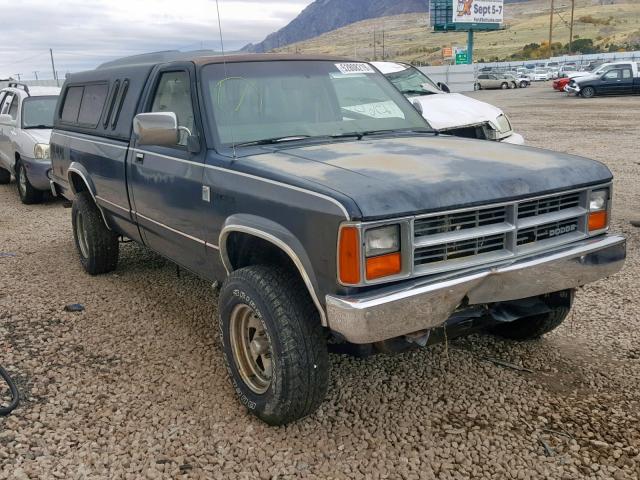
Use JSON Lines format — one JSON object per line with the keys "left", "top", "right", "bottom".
{"left": 382, "top": 29, "right": 385, "bottom": 60}
{"left": 569, "top": 0, "right": 575, "bottom": 53}
{"left": 49, "top": 48, "right": 59, "bottom": 86}
{"left": 548, "top": 0, "right": 555, "bottom": 58}
{"left": 33, "top": 71, "right": 39, "bottom": 81}
{"left": 373, "top": 26, "right": 377, "bottom": 61}
{"left": 14, "top": 73, "right": 22, "bottom": 81}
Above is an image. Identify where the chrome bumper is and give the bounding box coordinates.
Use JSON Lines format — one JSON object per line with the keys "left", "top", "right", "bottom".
{"left": 565, "top": 85, "right": 580, "bottom": 94}
{"left": 326, "top": 235, "right": 626, "bottom": 344}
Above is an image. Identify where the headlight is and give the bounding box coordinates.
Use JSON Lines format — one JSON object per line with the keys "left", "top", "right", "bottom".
{"left": 495, "top": 114, "right": 512, "bottom": 134}
{"left": 589, "top": 189, "right": 608, "bottom": 211}
{"left": 588, "top": 189, "right": 609, "bottom": 233}
{"left": 34, "top": 143, "right": 50, "bottom": 160}
{"left": 365, "top": 225, "right": 400, "bottom": 257}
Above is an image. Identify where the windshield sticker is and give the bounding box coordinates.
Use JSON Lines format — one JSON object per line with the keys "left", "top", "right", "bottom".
{"left": 335, "top": 63, "right": 375, "bottom": 75}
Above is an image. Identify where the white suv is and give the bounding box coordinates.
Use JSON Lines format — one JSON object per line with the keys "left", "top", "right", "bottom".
{"left": 0, "top": 83, "right": 61, "bottom": 203}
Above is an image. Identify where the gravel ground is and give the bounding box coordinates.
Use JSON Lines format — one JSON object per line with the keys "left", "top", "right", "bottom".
{"left": 1, "top": 82, "right": 639, "bottom": 480}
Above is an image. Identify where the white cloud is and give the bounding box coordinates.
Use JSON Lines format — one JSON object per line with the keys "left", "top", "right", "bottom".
{"left": 0, "top": 0, "right": 312, "bottom": 79}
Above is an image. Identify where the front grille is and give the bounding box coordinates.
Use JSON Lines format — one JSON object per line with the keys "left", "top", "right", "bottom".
{"left": 415, "top": 234, "right": 506, "bottom": 266}
{"left": 414, "top": 206, "right": 507, "bottom": 238}
{"left": 517, "top": 218, "right": 580, "bottom": 246}
{"left": 412, "top": 189, "right": 591, "bottom": 276}
{"left": 518, "top": 192, "right": 581, "bottom": 219}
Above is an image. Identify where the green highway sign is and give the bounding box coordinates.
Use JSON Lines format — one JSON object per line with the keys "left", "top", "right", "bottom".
{"left": 455, "top": 48, "right": 468, "bottom": 64}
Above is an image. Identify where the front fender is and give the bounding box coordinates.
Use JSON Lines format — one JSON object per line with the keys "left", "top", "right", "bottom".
{"left": 219, "top": 214, "right": 327, "bottom": 325}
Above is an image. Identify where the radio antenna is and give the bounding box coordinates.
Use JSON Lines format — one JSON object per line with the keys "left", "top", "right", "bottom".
{"left": 215, "top": 0, "right": 237, "bottom": 158}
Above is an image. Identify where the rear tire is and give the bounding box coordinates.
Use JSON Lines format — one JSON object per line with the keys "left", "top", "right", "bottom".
{"left": 501, "top": 82, "right": 509, "bottom": 90}
{"left": 218, "top": 265, "right": 329, "bottom": 425}
{"left": 581, "top": 86, "right": 596, "bottom": 98}
{"left": 474, "top": 83, "right": 481, "bottom": 91}
{"left": 72, "top": 191, "right": 119, "bottom": 275}
{"left": 16, "top": 161, "right": 44, "bottom": 204}
{"left": 491, "top": 306, "right": 570, "bottom": 340}
{"left": 0, "top": 168, "right": 10, "bottom": 184}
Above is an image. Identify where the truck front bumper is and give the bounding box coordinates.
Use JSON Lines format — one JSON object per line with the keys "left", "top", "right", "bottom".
{"left": 326, "top": 235, "right": 626, "bottom": 344}
{"left": 565, "top": 84, "right": 580, "bottom": 94}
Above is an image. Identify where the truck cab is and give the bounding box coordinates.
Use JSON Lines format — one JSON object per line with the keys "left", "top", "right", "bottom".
{"left": 51, "top": 53, "right": 626, "bottom": 425}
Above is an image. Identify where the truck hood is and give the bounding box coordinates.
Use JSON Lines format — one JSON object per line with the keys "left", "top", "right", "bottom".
{"left": 410, "top": 93, "right": 503, "bottom": 131}
{"left": 573, "top": 74, "right": 600, "bottom": 84}
{"left": 244, "top": 136, "right": 612, "bottom": 221}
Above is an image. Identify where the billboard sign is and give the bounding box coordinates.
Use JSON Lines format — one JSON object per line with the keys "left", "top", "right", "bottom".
{"left": 453, "top": 0, "right": 504, "bottom": 24}
{"left": 442, "top": 47, "right": 454, "bottom": 58}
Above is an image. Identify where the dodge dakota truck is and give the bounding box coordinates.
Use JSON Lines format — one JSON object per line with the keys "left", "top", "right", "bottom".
{"left": 50, "top": 53, "right": 626, "bottom": 425}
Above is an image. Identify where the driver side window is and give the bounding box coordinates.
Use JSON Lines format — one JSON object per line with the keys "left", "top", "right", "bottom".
{"left": 603, "top": 70, "right": 620, "bottom": 80}
{"left": 151, "top": 71, "right": 195, "bottom": 147}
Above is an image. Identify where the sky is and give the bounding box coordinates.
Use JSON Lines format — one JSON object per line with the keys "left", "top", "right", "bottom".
{"left": 0, "top": 0, "right": 314, "bottom": 80}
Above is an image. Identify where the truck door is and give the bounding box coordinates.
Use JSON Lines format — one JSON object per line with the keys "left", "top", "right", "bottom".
{"left": 599, "top": 69, "right": 622, "bottom": 94}
{"left": 127, "top": 65, "right": 209, "bottom": 276}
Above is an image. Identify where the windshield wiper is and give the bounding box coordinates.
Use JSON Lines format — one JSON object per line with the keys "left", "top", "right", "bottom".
{"left": 24, "top": 125, "right": 52, "bottom": 129}
{"left": 333, "top": 128, "right": 432, "bottom": 140}
{"left": 235, "top": 135, "right": 312, "bottom": 147}
{"left": 402, "top": 89, "right": 431, "bottom": 96}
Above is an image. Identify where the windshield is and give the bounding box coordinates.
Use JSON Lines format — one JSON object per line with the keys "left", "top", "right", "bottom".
{"left": 21, "top": 96, "right": 57, "bottom": 129}
{"left": 383, "top": 65, "right": 441, "bottom": 96}
{"left": 201, "top": 60, "right": 430, "bottom": 147}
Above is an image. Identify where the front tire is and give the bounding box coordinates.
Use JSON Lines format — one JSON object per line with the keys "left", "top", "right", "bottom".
{"left": 501, "top": 82, "right": 509, "bottom": 90}
{"left": 219, "top": 265, "right": 329, "bottom": 425}
{"left": 581, "top": 86, "right": 596, "bottom": 98}
{"left": 16, "top": 161, "right": 44, "bottom": 204}
{"left": 520, "top": 81, "right": 527, "bottom": 88}
{"left": 0, "top": 168, "right": 10, "bottom": 184}
{"left": 72, "top": 191, "right": 119, "bottom": 275}
{"left": 474, "top": 83, "right": 481, "bottom": 91}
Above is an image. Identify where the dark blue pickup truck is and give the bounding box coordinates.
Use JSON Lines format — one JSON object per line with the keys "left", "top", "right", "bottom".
{"left": 566, "top": 64, "right": 640, "bottom": 98}
{"left": 50, "top": 53, "right": 626, "bottom": 425}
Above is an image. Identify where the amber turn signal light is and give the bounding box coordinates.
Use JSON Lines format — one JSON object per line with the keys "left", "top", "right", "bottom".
{"left": 588, "top": 211, "right": 608, "bottom": 232}
{"left": 366, "top": 252, "right": 402, "bottom": 281}
{"left": 339, "top": 227, "right": 360, "bottom": 284}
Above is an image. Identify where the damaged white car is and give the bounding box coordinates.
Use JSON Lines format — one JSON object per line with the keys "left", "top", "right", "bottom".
{"left": 373, "top": 62, "right": 525, "bottom": 145}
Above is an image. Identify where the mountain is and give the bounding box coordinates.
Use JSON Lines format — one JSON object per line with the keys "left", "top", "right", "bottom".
{"left": 244, "top": 0, "right": 430, "bottom": 53}
{"left": 244, "top": 0, "right": 532, "bottom": 53}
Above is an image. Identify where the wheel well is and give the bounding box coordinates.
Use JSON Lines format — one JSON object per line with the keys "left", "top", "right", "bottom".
{"left": 69, "top": 171, "right": 89, "bottom": 194}
{"left": 224, "top": 231, "right": 320, "bottom": 317}
{"left": 226, "top": 232, "right": 297, "bottom": 273}
{"left": 14, "top": 152, "right": 20, "bottom": 169}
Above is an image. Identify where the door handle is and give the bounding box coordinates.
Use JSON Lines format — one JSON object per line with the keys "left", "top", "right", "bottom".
{"left": 135, "top": 152, "right": 144, "bottom": 164}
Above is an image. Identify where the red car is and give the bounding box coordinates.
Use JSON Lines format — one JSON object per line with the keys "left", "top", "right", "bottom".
{"left": 553, "top": 78, "right": 571, "bottom": 91}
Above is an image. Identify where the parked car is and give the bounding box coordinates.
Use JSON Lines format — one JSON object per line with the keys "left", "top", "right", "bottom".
{"left": 372, "top": 62, "right": 524, "bottom": 144}
{"left": 553, "top": 77, "right": 571, "bottom": 92}
{"left": 509, "top": 73, "right": 531, "bottom": 88}
{"left": 0, "top": 83, "right": 61, "bottom": 203}
{"left": 475, "top": 73, "right": 512, "bottom": 90}
{"left": 566, "top": 65, "right": 640, "bottom": 98}
{"left": 50, "top": 53, "right": 625, "bottom": 425}
{"left": 532, "top": 68, "right": 552, "bottom": 81}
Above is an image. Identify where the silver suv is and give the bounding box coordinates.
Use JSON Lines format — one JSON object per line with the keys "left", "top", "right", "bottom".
{"left": 0, "top": 82, "right": 61, "bottom": 203}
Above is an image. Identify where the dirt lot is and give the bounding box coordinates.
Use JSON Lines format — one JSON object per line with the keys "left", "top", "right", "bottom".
{"left": 1, "top": 82, "right": 639, "bottom": 480}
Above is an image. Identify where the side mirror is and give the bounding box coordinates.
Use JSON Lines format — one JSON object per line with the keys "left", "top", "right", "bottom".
{"left": 437, "top": 82, "right": 451, "bottom": 93}
{"left": 411, "top": 100, "right": 423, "bottom": 115}
{"left": 0, "top": 114, "right": 15, "bottom": 126}
{"left": 133, "top": 112, "right": 179, "bottom": 146}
